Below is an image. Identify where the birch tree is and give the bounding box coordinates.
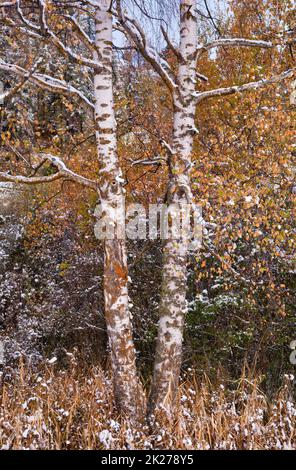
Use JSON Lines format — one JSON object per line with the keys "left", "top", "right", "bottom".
{"left": 0, "top": 0, "right": 142, "bottom": 419}
{"left": 0, "top": 0, "right": 295, "bottom": 423}
{"left": 115, "top": 0, "right": 295, "bottom": 417}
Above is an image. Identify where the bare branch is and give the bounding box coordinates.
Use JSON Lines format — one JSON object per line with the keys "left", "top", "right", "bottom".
{"left": 114, "top": 0, "right": 177, "bottom": 93}
{"left": 130, "top": 157, "right": 164, "bottom": 166}
{"left": 0, "top": 154, "right": 98, "bottom": 190}
{"left": 194, "top": 68, "right": 296, "bottom": 102}
{"left": 198, "top": 38, "right": 273, "bottom": 52}
{"left": 0, "top": 57, "right": 45, "bottom": 101}
{"left": 7, "top": 144, "right": 31, "bottom": 169}
{"left": 160, "top": 25, "right": 183, "bottom": 62}
{"left": 0, "top": 77, "right": 28, "bottom": 101}
{"left": 203, "top": 242, "right": 252, "bottom": 286}
{"left": 39, "top": 154, "right": 98, "bottom": 190}
{"left": 2, "top": 0, "right": 102, "bottom": 70}
{"left": 47, "top": 33, "right": 100, "bottom": 70}
{"left": 203, "top": 0, "right": 221, "bottom": 36}
{"left": 16, "top": 0, "right": 40, "bottom": 32}
{"left": 0, "top": 172, "right": 63, "bottom": 185}
{"left": 40, "top": 0, "right": 101, "bottom": 70}
{"left": 62, "top": 14, "right": 95, "bottom": 52}
{"left": 0, "top": 59, "right": 94, "bottom": 111}
{"left": 196, "top": 72, "right": 209, "bottom": 83}
{"left": 0, "top": 1, "right": 16, "bottom": 6}
{"left": 160, "top": 139, "right": 175, "bottom": 156}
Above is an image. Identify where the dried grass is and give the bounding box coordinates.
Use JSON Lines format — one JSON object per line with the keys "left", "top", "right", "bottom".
{"left": 0, "top": 360, "right": 295, "bottom": 450}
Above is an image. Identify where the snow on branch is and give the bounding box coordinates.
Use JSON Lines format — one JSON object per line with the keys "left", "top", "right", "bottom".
{"left": 0, "top": 171, "right": 63, "bottom": 185}
{"left": 78, "top": 0, "right": 101, "bottom": 6}
{"left": 0, "top": 154, "right": 98, "bottom": 190}
{"left": 130, "top": 157, "right": 164, "bottom": 166}
{"left": 16, "top": 0, "right": 40, "bottom": 32}
{"left": 62, "top": 14, "right": 95, "bottom": 52}
{"left": 0, "top": 60, "right": 94, "bottom": 111}
{"left": 194, "top": 68, "right": 296, "bottom": 102}
{"left": 198, "top": 38, "right": 273, "bottom": 52}
{"left": 160, "top": 25, "right": 183, "bottom": 63}
{"left": 160, "top": 139, "right": 175, "bottom": 156}
{"left": 0, "top": 59, "right": 40, "bottom": 101}
{"left": 0, "top": 1, "right": 16, "bottom": 6}
{"left": 39, "top": 154, "right": 97, "bottom": 190}
{"left": 45, "top": 26, "right": 98, "bottom": 67}
{"left": 114, "top": 0, "right": 178, "bottom": 93}
{"left": 0, "top": 1, "right": 102, "bottom": 70}
{"left": 37, "top": 0, "right": 101, "bottom": 70}
{"left": 196, "top": 72, "right": 209, "bottom": 83}
{"left": 53, "top": 0, "right": 101, "bottom": 8}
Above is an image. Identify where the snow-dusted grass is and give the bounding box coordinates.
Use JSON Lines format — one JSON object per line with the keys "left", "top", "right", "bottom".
{"left": 0, "top": 361, "right": 295, "bottom": 450}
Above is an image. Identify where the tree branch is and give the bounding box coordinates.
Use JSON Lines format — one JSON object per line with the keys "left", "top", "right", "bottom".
{"left": 0, "top": 172, "right": 63, "bottom": 185}
{"left": 0, "top": 154, "right": 98, "bottom": 190}
{"left": 130, "top": 157, "right": 164, "bottom": 166}
{"left": 0, "top": 1, "right": 16, "bottom": 6}
{"left": 196, "top": 72, "right": 209, "bottom": 83}
{"left": 0, "top": 0, "right": 102, "bottom": 70}
{"left": 198, "top": 38, "right": 273, "bottom": 52}
{"left": 203, "top": 241, "right": 252, "bottom": 286}
{"left": 16, "top": 0, "right": 40, "bottom": 32}
{"left": 39, "top": 154, "right": 98, "bottom": 190}
{"left": 62, "top": 14, "right": 95, "bottom": 52}
{"left": 0, "top": 75, "right": 29, "bottom": 102}
{"left": 0, "top": 59, "right": 94, "bottom": 111}
{"left": 194, "top": 68, "right": 295, "bottom": 102}
{"left": 114, "top": 0, "right": 177, "bottom": 93}
{"left": 160, "top": 25, "right": 183, "bottom": 63}
{"left": 0, "top": 56, "right": 44, "bottom": 101}
{"left": 37, "top": 0, "right": 101, "bottom": 70}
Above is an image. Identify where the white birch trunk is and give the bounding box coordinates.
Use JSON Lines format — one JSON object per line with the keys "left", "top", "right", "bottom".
{"left": 94, "top": 2, "right": 142, "bottom": 419}
{"left": 149, "top": 0, "right": 198, "bottom": 417}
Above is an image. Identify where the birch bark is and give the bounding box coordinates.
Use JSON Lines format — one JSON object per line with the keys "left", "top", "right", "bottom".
{"left": 149, "top": 0, "right": 198, "bottom": 417}
{"left": 94, "top": 2, "right": 142, "bottom": 418}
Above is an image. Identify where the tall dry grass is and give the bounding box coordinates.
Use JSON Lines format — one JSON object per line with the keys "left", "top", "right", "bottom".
{"left": 0, "top": 360, "right": 295, "bottom": 450}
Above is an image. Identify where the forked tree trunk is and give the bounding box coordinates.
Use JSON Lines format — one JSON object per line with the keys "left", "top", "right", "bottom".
{"left": 149, "top": 0, "right": 198, "bottom": 417}
{"left": 94, "top": 2, "right": 143, "bottom": 419}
